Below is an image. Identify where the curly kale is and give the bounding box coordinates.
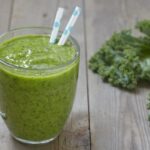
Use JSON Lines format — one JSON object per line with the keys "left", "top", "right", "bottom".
{"left": 89, "top": 20, "right": 150, "bottom": 90}
{"left": 136, "top": 20, "right": 150, "bottom": 36}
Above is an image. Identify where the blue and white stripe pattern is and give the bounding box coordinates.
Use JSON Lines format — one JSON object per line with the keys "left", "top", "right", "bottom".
{"left": 50, "top": 8, "right": 64, "bottom": 44}
{"left": 58, "top": 6, "right": 81, "bottom": 45}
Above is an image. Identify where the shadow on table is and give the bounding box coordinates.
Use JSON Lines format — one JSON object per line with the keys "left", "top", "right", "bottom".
{"left": 11, "top": 136, "right": 58, "bottom": 150}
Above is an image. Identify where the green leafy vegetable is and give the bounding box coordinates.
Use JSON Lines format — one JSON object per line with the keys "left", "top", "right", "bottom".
{"left": 136, "top": 20, "right": 150, "bottom": 36}
{"left": 89, "top": 20, "right": 150, "bottom": 90}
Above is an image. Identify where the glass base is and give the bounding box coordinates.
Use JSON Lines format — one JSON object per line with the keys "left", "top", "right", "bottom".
{"left": 12, "top": 134, "right": 57, "bottom": 145}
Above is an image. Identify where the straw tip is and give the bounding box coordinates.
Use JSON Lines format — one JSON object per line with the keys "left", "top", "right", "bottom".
{"left": 75, "top": 6, "right": 81, "bottom": 11}
{"left": 74, "top": 6, "right": 81, "bottom": 16}
{"left": 58, "top": 7, "right": 65, "bottom": 12}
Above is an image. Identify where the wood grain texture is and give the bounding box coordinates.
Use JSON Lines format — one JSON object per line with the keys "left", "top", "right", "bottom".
{"left": 0, "top": 0, "right": 13, "bottom": 33}
{"left": 85, "top": 0, "right": 150, "bottom": 150}
{"left": 10, "top": 0, "right": 59, "bottom": 28}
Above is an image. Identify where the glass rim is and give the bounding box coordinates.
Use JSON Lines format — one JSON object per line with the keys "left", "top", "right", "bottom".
{"left": 0, "top": 27, "right": 80, "bottom": 72}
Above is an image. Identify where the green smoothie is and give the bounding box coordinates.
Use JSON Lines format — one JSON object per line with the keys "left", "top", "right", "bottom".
{"left": 0, "top": 34, "right": 79, "bottom": 142}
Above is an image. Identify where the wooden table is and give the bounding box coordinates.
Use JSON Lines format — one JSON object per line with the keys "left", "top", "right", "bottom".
{"left": 0, "top": 0, "right": 150, "bottom": 149}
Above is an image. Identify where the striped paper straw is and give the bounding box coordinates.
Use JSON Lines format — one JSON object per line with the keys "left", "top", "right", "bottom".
{"left": 58, "top": 6, "right": 81, "bottom": 45}
{"left": 49, "top": 7, "right": 64, "bottom": 44}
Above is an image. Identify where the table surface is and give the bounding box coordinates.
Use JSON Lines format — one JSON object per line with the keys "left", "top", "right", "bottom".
{"left": 0, "top": 0, "right": 150, "bottom": 149}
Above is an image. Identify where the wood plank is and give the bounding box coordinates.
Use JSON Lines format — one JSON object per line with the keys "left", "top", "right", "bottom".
{"left": 0, "top": 0, "right": 16, "bottom": 150}
{"left": 56, "top": 0, "right": 90, "bottom": 150}
{"left": 0, "top": 0, "right": 90, "bottom": 150}
{"left": 85, "top": 0, "right": 150, "bottom": 149}
{"left": 0, "top": 0, "right": 13, "bottom": 33}
{"left": 10, "top": 0, "right": 59, "bottom": 28}
{"left": 0, "top": 0, "right": 59, "bottom": 149}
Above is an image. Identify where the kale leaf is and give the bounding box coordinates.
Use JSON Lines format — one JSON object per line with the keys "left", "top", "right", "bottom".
{"left": 89, "top": 20, "right": 150, "bottom": 90}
